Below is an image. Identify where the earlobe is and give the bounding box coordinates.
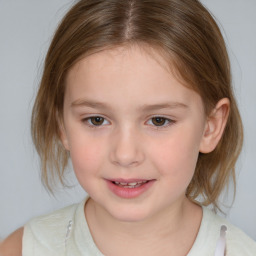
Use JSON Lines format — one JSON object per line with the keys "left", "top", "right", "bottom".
{"left": 199, "top": 98, "right": 230, "bottom": 153}
{"left": 61, "top": 132, "right": 70, "bottom": 151}
{"left": 58, "top": 120, "right": 70, "bottom": 151}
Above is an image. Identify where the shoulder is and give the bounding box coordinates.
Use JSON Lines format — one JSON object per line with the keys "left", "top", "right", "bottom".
{"left": 22, "top": 200, "right": 85, "bottom": 255}
{"left": 0, "top": 203, "right": 78, "bottom": 256}
{"left": 27, "top": 202, "right": 79, "bottom": 229}
{"left": 224, "top": 219, "right": 256, "bottom": 255}
{"left": 24, "top": 202, "right": 79, "bottom": 241}
{"left": 203, "top": 207, "right": 256, "bottom": 255}
{"left": 0, "top": 227, "right": 24, "bottom": 256}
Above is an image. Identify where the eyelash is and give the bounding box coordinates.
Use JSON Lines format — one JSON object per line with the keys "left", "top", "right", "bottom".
{"left": 82, "top": 116, "right": 175, "bottom": 129}
{"left": 82, "top": 116, "right": 110, "bottom": 128}
{"left": 147, "top": 116, "right": 175, "bottom": 129}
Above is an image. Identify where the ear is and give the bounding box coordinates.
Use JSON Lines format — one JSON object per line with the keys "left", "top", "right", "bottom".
{"left": 199, "top": 98, "right": 230, "bottom": 153}
{"left": 58, "top": 119, "right": 70, "bottom": 151}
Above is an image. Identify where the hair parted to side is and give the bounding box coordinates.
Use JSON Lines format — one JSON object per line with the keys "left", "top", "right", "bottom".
{"left": 31, "top": 0, "right": 243, "bottom": 209}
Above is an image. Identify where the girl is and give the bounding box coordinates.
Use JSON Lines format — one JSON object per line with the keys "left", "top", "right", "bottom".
{"left": 1, "top": 0, "right": 256, "bottom": 255}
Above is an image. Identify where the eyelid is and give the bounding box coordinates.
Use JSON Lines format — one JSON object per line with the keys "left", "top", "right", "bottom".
{"left": 82, "top": 115, "right": 110, "bottom": 128}
{"left": 81, "top": 115, "right": 176, "bottom": 129}
{"left": 146, "top": 115, "right": 176, "bottom": 128}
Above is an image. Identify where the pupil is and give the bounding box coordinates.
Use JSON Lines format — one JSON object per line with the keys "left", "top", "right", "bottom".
{"left": 92, "top": 117, "right": 103, "bottom": 125}
{"left": 153, "top": 117, "right": 165, "bottom": 126}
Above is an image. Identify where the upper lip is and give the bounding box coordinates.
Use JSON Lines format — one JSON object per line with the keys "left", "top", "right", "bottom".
{"left": 106, "top": 178, "right": 154, "bottom": 183}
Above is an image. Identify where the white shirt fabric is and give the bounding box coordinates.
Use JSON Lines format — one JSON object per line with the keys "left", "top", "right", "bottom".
{"left": 22, "top": 196, "right": 256, "bottom": 256}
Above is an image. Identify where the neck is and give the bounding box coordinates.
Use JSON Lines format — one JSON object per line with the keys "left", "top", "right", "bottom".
{"left": 85, "top": 197, "right": 202, "bottom": 256}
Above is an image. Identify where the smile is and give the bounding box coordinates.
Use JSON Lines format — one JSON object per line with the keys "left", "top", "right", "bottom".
{"left": 112, "top": 180, "right": 148, "bottom": 188}
{"left": 106, "top": 179, "right": 155, "bottom": 199}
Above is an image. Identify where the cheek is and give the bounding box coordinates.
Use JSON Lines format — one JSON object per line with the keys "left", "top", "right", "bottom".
{"left": 148, "top": 127, "right": 202, "bottom": 180}
{"left": 68, "top": 134, "right": 106, "bottom": 179}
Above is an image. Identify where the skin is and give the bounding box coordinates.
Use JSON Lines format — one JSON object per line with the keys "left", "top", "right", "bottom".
{"left": 0, "top": 45, "right": 229, "bottom": 255}
{"left": 60, "top": 45, "right": 229, "bottom": 255}
{"left": 0, "top": 227, "right": 23, "bottom": 256}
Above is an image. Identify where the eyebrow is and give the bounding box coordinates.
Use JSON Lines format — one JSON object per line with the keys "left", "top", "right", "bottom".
{"left": 139, "top": 102, "right": 188, "bottom": 111}
{"left": 71, "top": 99, "right": 110, "bottom": 109}
{"left": 71, "top": 99, "right": 188, "bottom": 111}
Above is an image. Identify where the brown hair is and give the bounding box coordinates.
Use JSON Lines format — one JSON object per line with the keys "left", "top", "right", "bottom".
{"left": 31, "top": 0, "right": 243, "bottom": 209}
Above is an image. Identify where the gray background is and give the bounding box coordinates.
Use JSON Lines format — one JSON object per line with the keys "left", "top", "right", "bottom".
{"left": 0, "top": 0, "right": 255, "bottom": 240}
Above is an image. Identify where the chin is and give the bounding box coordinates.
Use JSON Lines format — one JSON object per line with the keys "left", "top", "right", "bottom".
{"left": 107, "top": 205, "right": 152, "bottom": 223}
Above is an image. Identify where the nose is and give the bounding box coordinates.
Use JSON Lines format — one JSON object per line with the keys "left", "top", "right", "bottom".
{"left": 109, "top": 127, "right": 145, "bottom": 168}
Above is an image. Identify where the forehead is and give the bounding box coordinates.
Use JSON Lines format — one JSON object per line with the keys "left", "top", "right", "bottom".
{"left": 64, "top": 45, "right": 202, "bottom": 110}
{"left": 67, "top": 44, "right": 172, "bottom": 78}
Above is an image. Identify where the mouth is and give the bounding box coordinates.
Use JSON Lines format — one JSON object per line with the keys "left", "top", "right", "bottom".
{"left": 111, "top": 180, "right": 149, "bottom": 188}
{"left": 106, "top": 179, "right": 155, "bottom": 198}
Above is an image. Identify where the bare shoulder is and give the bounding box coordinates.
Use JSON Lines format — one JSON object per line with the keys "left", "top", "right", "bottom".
{"left": 0, "top": 227, "right": 23, "bottom": 256}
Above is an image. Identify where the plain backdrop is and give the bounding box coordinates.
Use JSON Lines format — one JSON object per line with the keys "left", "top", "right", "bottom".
{"left": 0, "top": 0, "right": 255, "bottom": 240}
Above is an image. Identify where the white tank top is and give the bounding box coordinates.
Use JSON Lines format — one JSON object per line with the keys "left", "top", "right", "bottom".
{"left": 23, "top": 197, "right": 103, "bottom": 255}
{"left": 22, "top": 196, "right": 256, "bottom": 256}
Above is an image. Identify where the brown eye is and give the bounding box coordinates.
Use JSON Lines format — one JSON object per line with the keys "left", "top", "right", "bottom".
{"left": 151, "top": 117, "right": 167, "bottom": 126}
{"left": 89, "top": 116, "right": 105, "bottom": 126}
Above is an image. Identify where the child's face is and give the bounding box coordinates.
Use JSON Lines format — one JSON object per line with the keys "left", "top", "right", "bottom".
{"left": 62, "top": 45, "right": 207, "bottom": 222}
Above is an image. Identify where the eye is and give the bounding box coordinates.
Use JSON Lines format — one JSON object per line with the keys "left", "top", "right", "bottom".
{"left": 147, "top": 116, "right": 173, "bottom": 127}
{"left": 84, "top": 116, "right": 110, "bottom": 126}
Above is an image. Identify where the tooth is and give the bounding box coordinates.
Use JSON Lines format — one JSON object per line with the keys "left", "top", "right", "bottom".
{"left": 114, "top": 181, "right": 120, "bottom": 184}
{"left": 127, "top": 182, "right": 137, "bottom": 186}
{"left": 120, "top": 182, "right": 128, "bottom": 185}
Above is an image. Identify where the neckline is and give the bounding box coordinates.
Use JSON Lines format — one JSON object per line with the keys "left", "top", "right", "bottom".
{"left": 74, "top": 196, "right": 213, "bottom": 256}
{"left": 187, "top": 206, "right": 218, "bottom": 255}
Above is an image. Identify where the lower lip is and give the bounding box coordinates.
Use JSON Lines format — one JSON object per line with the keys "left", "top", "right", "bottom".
{"left": 106, "top": 180, "right": 155, "bottom": 199}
